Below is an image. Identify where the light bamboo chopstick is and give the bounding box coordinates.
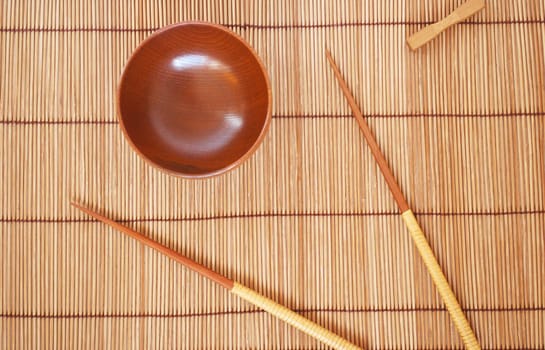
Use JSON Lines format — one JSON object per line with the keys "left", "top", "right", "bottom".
{"left": 325, "top": 51, "right": 481, "bottom": 350}
{"left": 407, "top": 0, "right": 485, "bottom": 50}
{"left": 71, "top": 202, "right": 362, "bottom": 350}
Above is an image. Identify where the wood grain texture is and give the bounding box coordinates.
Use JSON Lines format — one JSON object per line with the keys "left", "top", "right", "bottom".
{"left": 1, "top": 0, "right": 544, "bottom": 349}
{"left": 117, "top": 22, "right": 271, "bottom": 178}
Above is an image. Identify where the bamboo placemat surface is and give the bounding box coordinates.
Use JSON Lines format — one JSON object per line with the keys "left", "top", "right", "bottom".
{"left": 1, "top": 0, "right": 544, "bottom": 349}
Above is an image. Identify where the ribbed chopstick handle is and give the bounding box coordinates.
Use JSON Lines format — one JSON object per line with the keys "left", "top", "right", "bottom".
{"left": 401, "top": 210, "right": 481, "bottom": 350}
{"left": 231, "top": 283, "right": 362, "bottom": 350}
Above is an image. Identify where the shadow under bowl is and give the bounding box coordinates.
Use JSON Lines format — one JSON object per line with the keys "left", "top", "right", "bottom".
{"left": 118, "top": 22, "right": 271, "bottom": 178}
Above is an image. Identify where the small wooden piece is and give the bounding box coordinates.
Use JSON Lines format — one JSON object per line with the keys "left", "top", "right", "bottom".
{"left": 406, "top": 0, "right": 485, "bottom": 50}
{"left": 71, "top": 202, "right": 362, "bottom": 350}
{"left": 326, "top": 51, "right": 481, "bottom": 350}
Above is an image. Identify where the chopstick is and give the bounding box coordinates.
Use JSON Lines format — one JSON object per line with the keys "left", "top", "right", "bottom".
{"left": 406, "top": 0, "right": 485, "bottom": 50}
{"left": 71, "top": 202, "right": 362, "bottom": 350}
{"left": 325, "top": 51, "right": 481, "bottom": 350}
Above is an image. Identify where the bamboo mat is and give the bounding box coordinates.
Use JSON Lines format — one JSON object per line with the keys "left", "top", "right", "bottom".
{"left": 1, "top": 0, "right": 544, "bottom": 349}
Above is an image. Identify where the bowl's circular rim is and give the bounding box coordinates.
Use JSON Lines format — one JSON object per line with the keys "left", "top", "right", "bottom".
{"left": 117, "top": 21, "right": 272, "bottom": 179}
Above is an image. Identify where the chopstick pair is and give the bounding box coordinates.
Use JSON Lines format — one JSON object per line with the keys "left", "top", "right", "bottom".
{"left": 73, "top": 50, "right": 481, "bottom": 349}
{"left": 71, "top": 202, "right": 362, "bottom": 350}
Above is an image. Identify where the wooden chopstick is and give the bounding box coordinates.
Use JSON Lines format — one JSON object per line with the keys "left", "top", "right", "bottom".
{"left": 406, "top": 0, "right": 485, "bottom": 50}
{"left": 325, "top": 51, "right": 481, "bottom": 350}
{"left": 71, "top": 202, "right": 362, "bottom": 350}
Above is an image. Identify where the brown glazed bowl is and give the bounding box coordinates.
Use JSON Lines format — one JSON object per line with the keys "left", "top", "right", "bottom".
{"left": 118, "top": 22, "right": 271, "bottom": 178}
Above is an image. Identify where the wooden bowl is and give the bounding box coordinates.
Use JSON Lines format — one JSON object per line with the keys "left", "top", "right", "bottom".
{"left": 118, "top": 22, "right": 271, "bottom": 178}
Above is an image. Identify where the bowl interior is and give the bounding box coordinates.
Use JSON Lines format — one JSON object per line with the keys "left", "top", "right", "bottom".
{"left": 118, "top": 23, "right": 270, "bottom": 177}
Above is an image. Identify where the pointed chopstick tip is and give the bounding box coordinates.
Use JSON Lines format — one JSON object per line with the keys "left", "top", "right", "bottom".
{"left": 70, "top": 201, "right": 105, "bottom": 223}
{"left": 325, "top": 48, "right": 335, "bottom": 66}
{"left": 70, "top": 201, "right": 92, "bottom": 213}
{"left": 70, "top": 201, "right": 90, "bottom": 214}
{"left": 324, "top": 49, "right": 347, "bottom": 90}
{"left": 70, "top": 201, "right": 82, "bottom": 209}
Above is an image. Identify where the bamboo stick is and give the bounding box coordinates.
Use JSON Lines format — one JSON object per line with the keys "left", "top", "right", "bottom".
{"left": 325, "top": 50, "right": 481, "bottom": 350}
{"left": 71, "top": 202, "right": 362, "bottom": 350}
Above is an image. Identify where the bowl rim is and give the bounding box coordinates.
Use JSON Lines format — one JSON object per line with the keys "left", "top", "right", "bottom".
{"left": 117, "top": 21, "right": 272, "bottom": 179}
